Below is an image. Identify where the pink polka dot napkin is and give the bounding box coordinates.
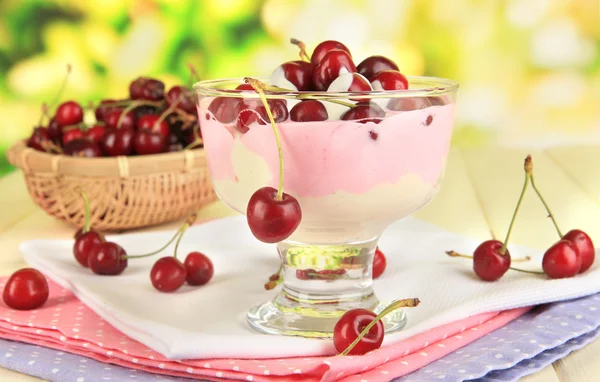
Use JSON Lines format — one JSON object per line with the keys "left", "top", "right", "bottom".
{"left": 0, "top": 277, "right": 529, "bottom": 382}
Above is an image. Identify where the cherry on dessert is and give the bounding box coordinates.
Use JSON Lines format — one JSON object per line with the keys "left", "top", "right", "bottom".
{"left": 235, "top": 99, "right": 288, "bottom": 133}
{"left": 150, "top": 257, "right": 187, "bottom": 292}
{"left": 311, "top": 40, "right": 351, "bottom": 66}
{"left": 313, "top": 49, "right": 357, "bottom": 91}
{"left": 328, "top": 72, "right": 372, "bottom": 102}
{"left": 3, "top": 269, "right": 49, "bottom": 310}
{"left": 47, "top": 117, "right": 62, "bottom": 143}
{"left": 246, "top": 186, "right": 302, "bottom": 243}
{"left": 55, "top": 100, "right": 84, "bottom": 127}
{"left": 542, "top": 240, "right": 581, "bottom": 279}
{"left": 562, "top": 229, "right": 595, "bottom": 273}
{"left": 341, "top": 102, "right": 385, "bottom": 121}
{"left": 129, "top": 77, "right": 165, "bottom": 101}
{"left": 208, "top": 97, "right": 240, "bottom": 123}
{"left": 270, "top": 61, "right": 314, "bottom": 91}
{"left": 88, "top": 242, "right": 128, "bottom": 275}
{"left": 370, "top": 70, "right": 408, "bottom": 91}
{"left": 64, "top": 139, "right": 103, "bottom": 158}
{"left": 62, "top": 128, "right": 84, "bottom": 146}
{"left": 472, "top": 240, "right": 511, "bottom": 281}
{"left": 136, "top": 114, "right": 170, "bottom": 138}
{"left": 290, "top": 100, "right": 328, "bottom": 122}
{"left": 166, "top": 85, "right": 196, "bottom": 115}
{"left": 95, "top": 99, "right": 118, "bottom": 122}
{"left": 105, "top": 109, "right": 136, "bottom": 130}
{"left": 184, "top": 252, "right": 214, "bottom": 286}
{"left": 85, "top": 124, "right": 107, "bottom": 144}
{"left": 333, "top": 308, "right": 383, "bottom": 355}
{"left": 236, "top": 83, "right": 255, "bottom": 91}
{"left": 27, "top": 127, "right": 51, "bottom": 152}
{"left": 357, "top": 55, "right": 400, "bottom": 80}
{"left": 373, "top": 247, "right": 387, "bottom": 279}
{"left": 101, "top": 127, "right": 135, "bottom": 156}
{"left": 133, "top": 129, "right": 166, "bottom": 155}
{"left": 73, "top": 231, "right": 104, "bottom": 267}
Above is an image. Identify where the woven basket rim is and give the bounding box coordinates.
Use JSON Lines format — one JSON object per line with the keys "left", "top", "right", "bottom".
{"left": 6, "top": 140, "right": 208, "bottom": 177}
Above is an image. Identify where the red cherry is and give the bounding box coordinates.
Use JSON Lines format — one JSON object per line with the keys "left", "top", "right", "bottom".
{"left": 63, "top": 139, "right": 103, "bottom": 158}
{"left": 150, "top": 257, "right": 187, "bottom": 293}
{"left": 105, "top": 109, "right": 136, "bottom": 130}
{"left": 562, "top": 229, "right": 595, "bottom": 273}
{"left": 166, "top": 133, "right": 184, "bottom": 152}
{"left": 373, "top": 247, "right": 387, "bottom": 279}
{"left": 84, "top": 124, "right": 107, "bottom": 144}
{"left": 296, "top": 268, "right": 315, "bottom": 280}
{"left": 313, "top": 50, "right": 357, "bottom": 91}
{"left": 387, "top": 96, "right": 445, "bottom": 111}
{"left": 73, "top": 231, "right": 104, "bottom": 267}
{"left": 472, "top": 240, "right": 511, "bottom": 281}
{"left": 235, "top": 99, "right": 288, "bottom": 133}
{"left": 27, "top": 127, "right": 51, "bottom": 152}
{"left": 88, "top": 242, "right": 128, "bottom": 275}
{"left": 542, "top": 240, "right": 581, "bottom": 279}
{"left": 208, "top": 97, "right": 240, "bottom": 123}
{"left": 95, "top": 99, "right": 118, "bottom": 122}
{"left": 166, "top": 85, "right": 196, "bottom": 114}
{"left": 133, "top": 129, "right": 166, "bottom": 155}
{"left": 290, "top": 100, "right": 328, "bottom": 122}
{"left": 341, "top": 102, "right": 385, "bottom": 121}
{"left": 62, "top": 128, "right": 84, "bottom": 146}
{"left": 311, "top": 40, "right": 352, "bottom": 66}
{"left": 136, "top": 114, "right": 170, "bottom": 138}
{"left": 328, "top": 72, "right": 372, "bottom": 102}
{"left": 333, "top": 308, "right": 383, "bottom": 355}
{"left": 55, "top": 101, "right": 84, "bottom": 127}
{"left": 47, "top": 117, "right": 62, "bottom": 143}
{"left": 357, "top": 55, "right": 400, "bottom": 80}
{"left": 129, "top": 77, "right": 165, "bottom": 101}
{"left": 101, "top": 127, "right": 135, "bottom": 156}
{"left": 184, "top": 252, "right": 214, "bottom": 286}
{"left": 271, "top": 61, "right": 314, "bottom": 91}
{"left": 235, "top": 83, "right": 255, "bottom": 91}
{"left": 3, "top": 269, "right": 49, "bottom": 310}
{"left": 246, "top": 186, "right": 302, "bottom": 243}
{"left": 370, "top": 70, "right": 408, "bottom": 91}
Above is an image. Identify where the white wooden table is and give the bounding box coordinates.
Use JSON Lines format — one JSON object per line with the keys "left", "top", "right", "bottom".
{"left": 1, "top": 147, "right": 599, "bottom": 381}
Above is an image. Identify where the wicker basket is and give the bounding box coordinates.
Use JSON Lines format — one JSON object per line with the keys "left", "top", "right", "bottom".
{"left": 6, "top": 141, "right": 217, "bottom": 231}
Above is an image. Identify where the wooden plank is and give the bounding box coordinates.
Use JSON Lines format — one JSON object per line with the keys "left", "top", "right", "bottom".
{"left": 553, "top": 334, "right": 600, "bottom": 382}
{"left": 460, "top": 148, "right": 600, "bottom": 250}
{"left": 545, "top": 146, "right": 600, "bottom": 206}
{"left": 0, "top": 367, "right": 43, "bottom": 381}
{"left": 520, "top": 364, "right": 561, "bottom": 382}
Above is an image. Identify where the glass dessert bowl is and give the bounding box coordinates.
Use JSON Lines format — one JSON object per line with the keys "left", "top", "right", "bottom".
{"left": 194, "top": 76, "right": 459, "bottom": 337}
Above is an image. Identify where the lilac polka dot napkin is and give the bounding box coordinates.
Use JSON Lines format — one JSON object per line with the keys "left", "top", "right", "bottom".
{"left": 1, "top": 293, "right": 599, "bottom": 382}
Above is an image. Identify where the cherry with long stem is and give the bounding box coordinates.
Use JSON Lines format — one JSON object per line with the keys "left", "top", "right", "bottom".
{"left": 290, "top": 38, "right": 310, "bottom": 62}
{"left": 445, "top": 251, "right": 531, "bottom": 262}
{"left": 524, "top": 155, "right": 563, "bottom": 238}
{"left": 499, "top": 166, "right": 530, "bottom": 254}
{"left": 116, "top": 100, "right": 162, "bottom": 129}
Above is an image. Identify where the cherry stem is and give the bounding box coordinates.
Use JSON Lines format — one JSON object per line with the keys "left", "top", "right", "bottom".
{"left": 47, "top": 64, "right": 72, "bottom": 113}
{"left": 124, "top": 227, "right": 185, "bottom": 259}
{"left": 38, "top": 103, "right": 49, "bottom": 126}
{"left": 173, "top": 225, "right": 188, "bottom": 259}
{"left": 154, "top": 95, "right": 182, "bottom": 131}
{"left": 525, "top": 155, "right": 563, "bottom": 238}
{"left": 245, "top": 77, "right": 285, "bottom": 201}
{"left": 339, "top": 298, "right": 421, "bottom": 356}
{"left": 500, "top": 171, "right": 529, "bottom": 255}
{"left": 445, "top": 250, "right": 531, "bottom": 262}
{"left": 267, "top": 85, "right": 355, "bottom": 109}
{"left": 75, "top": 188, "right": 92, "bottom": 234}
{"left": 290, "top": 38, "right": 310, "bottom": 62}
{"left": 509, "top": 267, "right": 544, "bottom": 275}
{"left": 117, "top": 101, "right": 160, "bottom": 129}
{"left": 187, "top": 64, "right": 201, "bottom": 87}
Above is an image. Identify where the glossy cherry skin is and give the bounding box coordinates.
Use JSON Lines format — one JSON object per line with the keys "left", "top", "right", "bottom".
{"left": 95, "top": 99, "right": 118, "bottom": 122}
{"left": 328, "top": 72, "right": 372, "bottom": 102}
{"left": 311, "top": 40, "right": 351, "bottom": 66}
{"left": 208, "top": 97, "right": 240, "bottom": 123}
{"left": 290, "top": 100, "right": 328, "bottom": 122}
{"left": 101, "top": 128, "right": 135, "bottom": 156}
{"left": 341, "top": 102, "right": 385, "bottom": 121}
{"left": 166, "top": 85, "right": 196, "bottom": 114}
{"left": 47, "top": 117, "right": 62, "bottom": 143}
{"left": 271, "top": 61, "right": 314, "bottom": 91}
{"left": 184, "top": 252, "right": 214, "bottom": 286}
{"left": 88, "top": 242, "right": 128, "bottom": 275}
{"left": 63, "top": 139, "right": 103, "bottom": 158}
{"left": 562, "top": 229, "right": 595, "bottom": 273}
{"left": 136, "top": 114, "right": 170, "bottom": 138}
{"left": 85, "top": 124, "right": 107, "bottom": 144}
{"left": 357, "top": 55, "right": 400, "bottom": 80}
{"left": 55, "top": 101, "right": 84, "bottom": 127}
{"left": 333, "top": 308, "right": 383, "bottom": 355}
{"left": 133, "top": 130, "right": 166, "bottom": 155}
{"left": 372, "top": 247, "right": 387, "bottom": 279}
{"left": 542, "top": 240, "right": 581, "bottom": 279}
{"left": 472, "top": 240, "right": 511, "bottom": 281}
{"left": 62, "top": 128, "right": 84, "bottom": 146}
{"left": 73, "top": 231, "right": 104, "bottom": 267}
{"left": 370, "top": 70, "right": 408, "bottom": 91}
{"left": 313, "top": 50, "right": 357, "bottom": 91}
{"left": 235, "top": 99, "right": 288, "bottom": 133}
{"left": 129, "top": 77, "right": 165, "bottom": 101}
{"left": 3, "top": 268, "right": 49, "bottom": 310}
{"left": 150, "top": 257, "right": 187, "bottom": 292}
{"left": 246, "top": 187, "right": 302, "bottom": 243}
{"left": 27, "top": 127, "right": 51, "bottom": 152}
{"left": 105, "top": 109, "right": 136, "bottom": 130}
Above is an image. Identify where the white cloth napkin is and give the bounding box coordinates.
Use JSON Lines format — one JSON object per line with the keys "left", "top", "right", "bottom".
{"left": 21, "top": 216, "right": 600, "bottom": 360}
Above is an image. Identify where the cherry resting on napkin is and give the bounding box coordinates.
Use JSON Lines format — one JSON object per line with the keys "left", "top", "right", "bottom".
{"left": 3, "top": 269, "right": 49, "bottom": 310}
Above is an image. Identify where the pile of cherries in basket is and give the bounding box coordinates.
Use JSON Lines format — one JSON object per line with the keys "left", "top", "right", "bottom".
{"left": 27, "top": 75, "right": 201, "bottom": 158}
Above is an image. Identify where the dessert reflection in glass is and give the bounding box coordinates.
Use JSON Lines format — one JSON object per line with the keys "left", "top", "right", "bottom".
{"left": 195, "top": 76, "right": 459, "bottom": 338}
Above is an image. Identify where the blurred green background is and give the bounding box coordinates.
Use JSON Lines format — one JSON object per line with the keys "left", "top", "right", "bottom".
{"left": 1, "top": 0, "right": 599, "bottom": 175}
